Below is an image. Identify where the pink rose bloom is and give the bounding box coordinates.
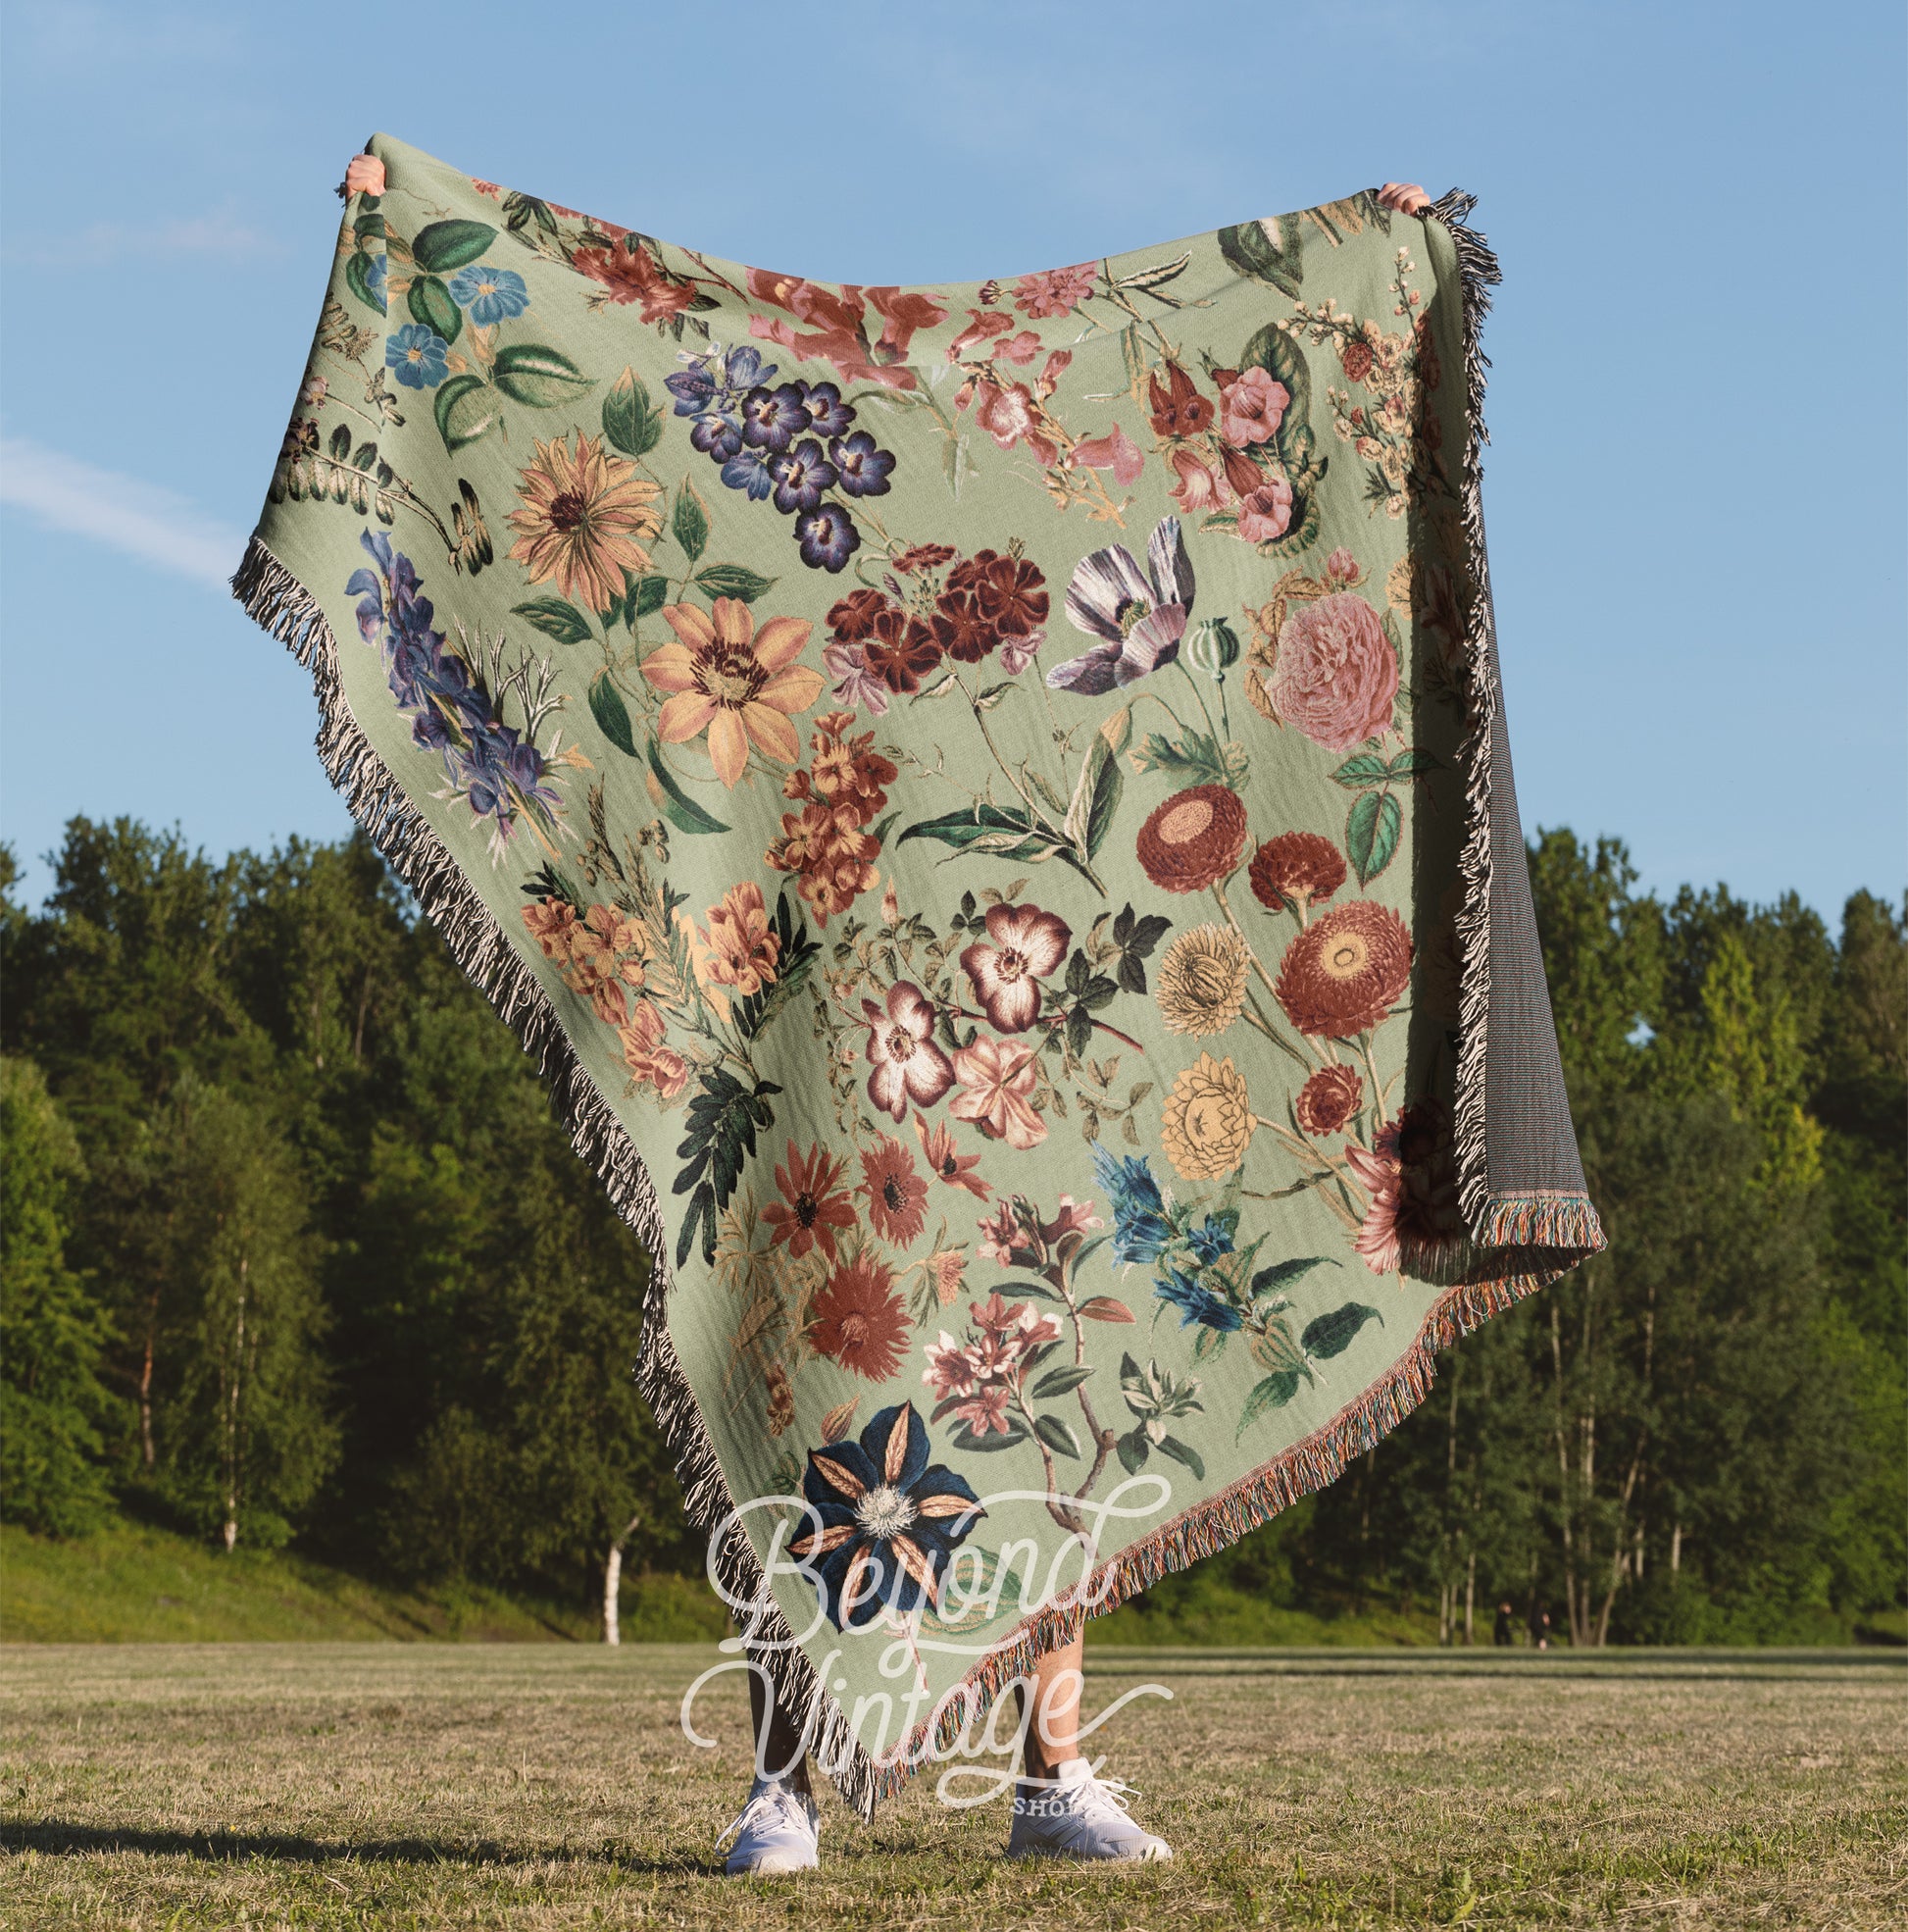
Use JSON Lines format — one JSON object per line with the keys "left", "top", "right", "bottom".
{"left": 863, "top": 981, "right": 955, "bottom": 1121}
{"left": 1324, "top": 546, "right": 1360, "bottom": 585}
{"left": 1220, "top": 366, "right": 1291, "bottom": 447}
{"left": 960, "top": 903, "right": 1072, "bottom": 1033}
{"left": 1235, "top": 477, "right": 1294, "bottom": 543}
{"left": 1072, "top": 421, "right": 1145, "bottom": 487}
{"left": 1167, "top": 445, "right": 1234, "bottom": 513}
{"left": 949, "top": 1037, "right": 1046, "bottom": 1149}
{"left": 1270, "top": 591, "right": 1400, "bottom": 750}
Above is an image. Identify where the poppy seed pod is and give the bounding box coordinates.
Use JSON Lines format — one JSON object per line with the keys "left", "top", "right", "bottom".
{"left": 1182, "top": 616, "right": 1240, "bottom": 680}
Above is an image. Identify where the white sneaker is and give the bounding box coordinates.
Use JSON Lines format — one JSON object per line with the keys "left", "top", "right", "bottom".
{"left": 1006, "top": 1756, "right": 1174, "bottom": 1862}
{"left": 717, "top": 1774, "right": 820, "bottom": 1875}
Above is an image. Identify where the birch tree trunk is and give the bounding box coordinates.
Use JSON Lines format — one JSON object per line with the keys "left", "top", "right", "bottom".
{"left": 602, "top": 1512, "right": 642, "bottom": 1645}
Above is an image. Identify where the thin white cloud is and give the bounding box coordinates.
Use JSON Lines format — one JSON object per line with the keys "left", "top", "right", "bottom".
{"left": 0, "top": 435, "right": 247, "bottom": 588}
{"left": 5, "top": 206, "right": 283, "bottom": 268}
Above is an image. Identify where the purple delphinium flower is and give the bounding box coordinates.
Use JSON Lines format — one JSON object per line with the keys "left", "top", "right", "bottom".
{"left": 794, "top": 501, "right": 860, "bottom": 573}
{"left": 770, "top": 439, "right": 838, "bottom": 515}
{"left": 828, "top": 430, "right": 894, "bottom": 498}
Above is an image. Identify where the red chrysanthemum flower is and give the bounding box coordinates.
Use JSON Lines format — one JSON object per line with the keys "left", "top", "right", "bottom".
{"left": 807, "top": 1256, "right": 910, "bottom": 1381}
{"left": 1294, "top": 1063, "right": 1364, "bottom": 1136}
{"left": 762, "top": 1140, "right": 857, "bottom": 1261}
{"left": 1249, "top": 833, "right": 1348, "bottom": 915}
{"left": 1274, "top": 900, "right": 1414, "bottom": 1038}
{"left": 1135, "top": 786, "right": 1249, "bottom": 892}
{"left": 859, "top": 1136, "right": 929, "bottom": 1248}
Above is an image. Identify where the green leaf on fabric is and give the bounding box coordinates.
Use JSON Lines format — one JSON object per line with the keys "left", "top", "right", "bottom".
{"left": 1238, "top": 1370, "right": 1305, "bottom": 1435}
{"left": 407, "top": 275, "right": 462, "bottom": 346}
{"left": 897, "top": 804, "right": 1057, "bottom": 865}
{"left": 512, "top": 597, "right": 593, "bottom": 646}
{"left": 1346, "top": 788, "right": 1402, "bottom": 886}
{"left": 730, "top": 892, "right": 818, "bottom": 1039}
{"left": 492, "top": 343, "right": 595, "bottom": 407}
{"left": 672, "top": 480, "right": 710, "bottom": 563}
{"left": 1156, "top": 1434, "right": 1205, "bottom": 1482}
{"left": 642, "top": 741, "right": 730, "bottom": 832}
{"left": 344, "top": 250, "right": 386, "bottom": 314}
{"left": 625, "top": 572, "right": 670, "bottom": 625}
{"left": 922, "top": 1548, "right": 1026, "bottom": 1633}
{"left": 409, "top": 220, "right": 498, "bottom": 274}
{"left": 587, "top": 673, "right": 636, "bottom": 757}
{"left": 1030, "top": 1364, "right": 1096, "bottom": 1399}
{"left": 1331, "top": 752, "right": 1393, "bottom": 789}
{"left": 601, "top": 366, "right": 663, "bottom": 457}
{"left": 1064, "top": 731, "right": 1124, "bottom": 861}
{"left": 1076, "top": 1296, "right": 1136, "bottom": 1323}
{"left": 694, "top": 564, "right": 777, "bottom": 603}
{"left": 1218, "top": 216, "right": 1305, "bottom": 299}
{"left": 433, "top": 374, "right": 501, "bottom": 452}
{"left": 951, "top": 1422, "right": 1029, "bottom": 1453}
{"left": 1116, "top": 1429, "right": 1150, "bottom": 1475}
{"left": 1300, "top": 1301, "right": 1383, "bottom": 1360}
{"left": 1249, "top": 1256, "right": 1339, "bottom": 1298}
{"left": 1033, "top": 1412, "right": 1083, "bottom": 1460}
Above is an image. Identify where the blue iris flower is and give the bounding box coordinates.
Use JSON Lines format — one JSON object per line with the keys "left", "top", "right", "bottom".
{"left": 386, "top": 323, "right": 449, "bottom": 389}
{"left": 446, "top": 263, "right": 530, "bottom": 326}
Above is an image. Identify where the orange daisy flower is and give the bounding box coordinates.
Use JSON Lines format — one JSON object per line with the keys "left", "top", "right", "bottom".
{"left": 763, "top": 1140, "right": 856, "bottom": 1262}
{"left": 859, "top": 1136, "right": 929, "bottom": 1247}
{"left": 641, "top": 596, "right": 825, "bottom": 787}
{"left": 504, "top": 431, "right": 664, "bottom": 616}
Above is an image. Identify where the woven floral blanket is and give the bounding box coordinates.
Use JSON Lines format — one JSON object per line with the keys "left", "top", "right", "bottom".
{"left": 237, "top": 131, "right": 1604, "bottom": 1814}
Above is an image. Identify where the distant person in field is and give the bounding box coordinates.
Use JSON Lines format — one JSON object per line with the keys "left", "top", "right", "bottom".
{"left": 1530, "top": 1602, "right": 1553, "bottom": 1651}
{"left": 340, "top": 143, "right": 1437, "bottom": 1878}
{"left": 1494, "top": 1600, "right": 1517, "bottom": 1648}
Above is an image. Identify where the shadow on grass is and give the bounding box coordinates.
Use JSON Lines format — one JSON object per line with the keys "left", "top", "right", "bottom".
{"left": 1, "top": 1820, "right": 712, "bottom": 1876}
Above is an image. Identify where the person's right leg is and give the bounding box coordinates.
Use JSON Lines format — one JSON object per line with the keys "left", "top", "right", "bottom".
{"left": 719, "top": 1666, "right": 819, "bottom": 1876}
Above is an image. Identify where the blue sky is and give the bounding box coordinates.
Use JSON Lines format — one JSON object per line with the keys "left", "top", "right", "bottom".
{"left": 2, "top": 0, "right": 1902, "bottom": 922}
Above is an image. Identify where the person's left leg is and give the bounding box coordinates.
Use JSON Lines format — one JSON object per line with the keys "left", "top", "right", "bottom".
{"left": 719, "top": 1665, "right": 820, "bottom": 1876}
{"left": 1006, "top": 1635, "right": 1173, "bottom": 1862}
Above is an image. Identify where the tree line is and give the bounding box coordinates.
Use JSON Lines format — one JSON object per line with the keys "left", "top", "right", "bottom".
{"left": 2, "top": 819, "right": 1901, "bottom": 1643}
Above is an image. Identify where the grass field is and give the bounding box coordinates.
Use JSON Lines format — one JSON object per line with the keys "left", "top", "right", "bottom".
{"left": 2, "top": 1645, "right": 1901, "bottom": 1928}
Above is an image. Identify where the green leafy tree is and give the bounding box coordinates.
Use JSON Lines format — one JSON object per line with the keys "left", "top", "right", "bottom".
{"left": 0, "top": 1055, "right": 115, "bottom": 1534}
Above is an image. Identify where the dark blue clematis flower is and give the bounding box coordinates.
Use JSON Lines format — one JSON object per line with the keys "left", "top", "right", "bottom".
{"left": 801, "top": 381, "right": 854, "bottom": 438}
{"left": 794, "top": 501, "right": 859, "bottom": 572}
{"left": 740, "top": 381, "right": 814, "bottom": 451}
{"left": 1093, "top": 1144, "right": 1173, "bottom": 1267}
{"left": 828, "top": 430, "right": 894, "bottom": 498}
{"left": 789, "top": 1402, "right": 984, "bottom": 1632}
{"left": 770, "top": 438, "right": 837, "bottom": 514}
{"left": 386, "top": 323, "right": 450, "bottom": 390}
{"left": 363, "top": 254, "right": 388, "bottom": 311}
{"left": 1155, "top": 1265, "right": 1244, "bottom": 1332}
{"left": 446, "top": 263, "right": 530, "bottom": 326}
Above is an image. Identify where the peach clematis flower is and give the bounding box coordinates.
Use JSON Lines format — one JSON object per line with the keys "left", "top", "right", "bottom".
{"left": 949, "top": 1037, "right": 1046, "bottom": 1150}
{"left": 641, "top": 596, "right": 825, "bottom": 787}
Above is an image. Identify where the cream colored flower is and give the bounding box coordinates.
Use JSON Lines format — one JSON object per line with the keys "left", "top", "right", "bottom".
{"left": 1155, "top": 924, "right": 1248, "bottom": 1038}
{"left": 1161, "top": 1052, "right": 1256, "bottom": 1179}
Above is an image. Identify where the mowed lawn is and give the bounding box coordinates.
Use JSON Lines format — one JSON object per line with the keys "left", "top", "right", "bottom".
{"left": 1, "top": 1645, "right": 1902, "bottom": 1928}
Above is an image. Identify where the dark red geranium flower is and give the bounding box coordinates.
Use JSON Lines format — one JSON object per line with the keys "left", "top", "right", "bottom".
{"left": 863, "top": 608, "right": 944, "bottom": 692}
{"left": 930, "top": 588, "right": 999, "bottom": 663}
{"left": 826, "top": 587, "right": 888, "bottom": 642}
{"left": 893, "top": 542, "right": 956, "bottom": 575}
{"left": 976, "top": 553, "right": 1049, "bottom": 636}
